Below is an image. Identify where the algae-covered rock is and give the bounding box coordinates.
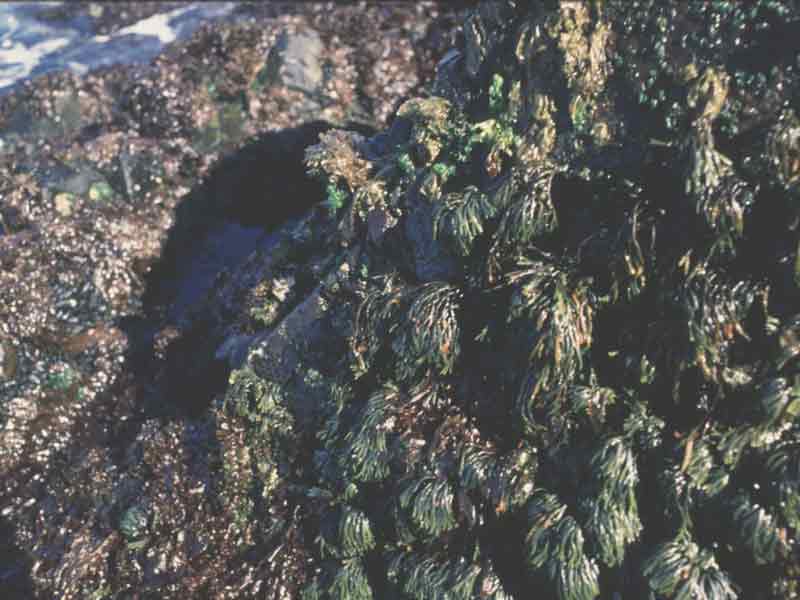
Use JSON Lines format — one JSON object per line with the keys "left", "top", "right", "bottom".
{"left": 2, "top": 0, "right": 799, "bottom": 597}
{"left": 222, "top": 1, "right": 800, "bottom": 599}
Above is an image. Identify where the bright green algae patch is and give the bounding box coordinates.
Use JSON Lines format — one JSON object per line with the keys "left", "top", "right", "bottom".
{"left": 220, "top": 1, "right": 800, "bottom": 598}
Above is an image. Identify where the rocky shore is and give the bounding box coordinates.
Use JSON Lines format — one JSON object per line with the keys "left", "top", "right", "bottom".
{"left": 0, "top": 3, "right": 469, "bottom": 597}
{"left": 2, "top": 1, "right": 800, "bottom": 598}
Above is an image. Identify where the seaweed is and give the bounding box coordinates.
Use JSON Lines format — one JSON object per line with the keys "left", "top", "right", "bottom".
{"left": 225, "top": 1, "right": 800, "bottom": 598}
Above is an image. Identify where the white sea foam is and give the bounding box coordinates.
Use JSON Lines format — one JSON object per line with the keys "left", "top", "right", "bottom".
{"left": 0, "top": 2, "right": 235, "bottom": 93}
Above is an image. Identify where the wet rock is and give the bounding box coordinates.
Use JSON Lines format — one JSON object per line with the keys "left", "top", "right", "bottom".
{"left": 214, "top": 334, "right": 255, "bottom": 370}
{"left": 0, "top": 3, "right": 467, "bottom": 596}
{"left": 0, "top": 339, "right": 16, "bottom": 379}
{"left": 0, "top": 4, "right": 466, "bottom": 598}
{"left": 263, "top": 28, "right": 325, "bottom": 98}
{"left": 406, "top": 200, "right": 462, "bottom": 282}
{"left": 367, "top": 207, "right": 397, "bottom": 245}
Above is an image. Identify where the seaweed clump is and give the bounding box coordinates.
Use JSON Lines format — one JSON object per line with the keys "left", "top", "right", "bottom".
{"left": 219, "top": 1, "right": 800, "bottom": 598}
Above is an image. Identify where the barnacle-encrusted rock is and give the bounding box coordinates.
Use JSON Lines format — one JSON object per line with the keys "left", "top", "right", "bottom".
{"left": 0, "top": 3, "right": 468, "bottom": 598}
{"left": 3, "top": 0, "right": 800, "bottom": 597}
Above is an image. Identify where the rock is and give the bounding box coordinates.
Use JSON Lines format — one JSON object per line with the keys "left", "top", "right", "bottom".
{"left": 0, "top": 338, "right": 17, "bottom": 380}
{"left": 367, "top": 207, "right": 397, "bottom": 245}
{"left": 34, "top": 160, "right": 104, "bottom": 197}
{"left": 214, "top": 334, "right": 255, "bottom": 369}
{"left": 253, "top": 27, "right": 327, "bottom": 121}
{"left": 266, "top": 28, "right": 325, "bottom": 97}
{"left": 0, "top": 3, "right": 467, "bottom": 597}
{"left": 405, "top": 200, "right": 461, "bottom": 282}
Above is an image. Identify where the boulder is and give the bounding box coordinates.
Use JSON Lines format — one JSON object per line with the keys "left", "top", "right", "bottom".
{"left": 264, "top": 28, "right": 325, "bottom": 98}
{"left": 0, "top": 3, "right": 467, "bottom": 597}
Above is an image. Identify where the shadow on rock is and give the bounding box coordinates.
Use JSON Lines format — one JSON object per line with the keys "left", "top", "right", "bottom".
{"left": 0, "top": 515, "right": 34, "bottom": 598}
{"left": 0, "top": 118, "right": 374, "bottom": 596}
{"left": 120, "top": 119, "right": 372, "bottom": 419}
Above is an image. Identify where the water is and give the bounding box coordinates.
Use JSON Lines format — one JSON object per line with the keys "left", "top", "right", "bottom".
{"left": 0, "top": 2, "right": 236, "bottom": 94}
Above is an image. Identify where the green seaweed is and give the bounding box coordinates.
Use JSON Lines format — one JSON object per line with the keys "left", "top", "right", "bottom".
{"left": 222, "top": 1, "right": 800, "bottom": 598}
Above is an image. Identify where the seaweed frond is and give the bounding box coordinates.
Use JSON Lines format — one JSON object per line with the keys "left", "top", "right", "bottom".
{"left": 643, "top": 532, "right": 738, "bottom": 600}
